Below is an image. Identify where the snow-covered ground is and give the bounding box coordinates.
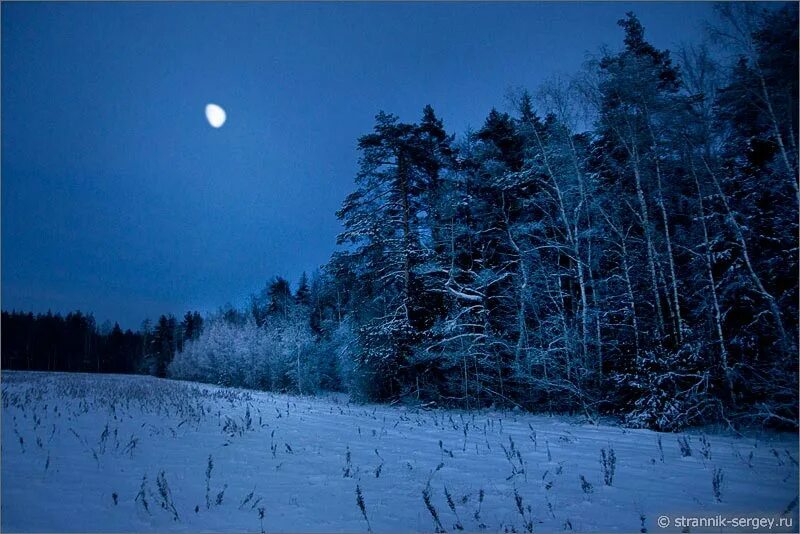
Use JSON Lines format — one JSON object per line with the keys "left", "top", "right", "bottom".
{"left": 2, "top": 371, "right": 797, "bottom": 532}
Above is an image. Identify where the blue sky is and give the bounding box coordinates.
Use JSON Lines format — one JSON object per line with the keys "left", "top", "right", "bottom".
{"left": 2, "top": 2, "right": 716, "bottom": 328}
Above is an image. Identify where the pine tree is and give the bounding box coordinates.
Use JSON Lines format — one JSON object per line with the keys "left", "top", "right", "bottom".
{"left": 295, "top": 272, "right": 311, "bottom": 307}
{"left": 152, "top": 315, "right": 177, "bottom": 378}
{"left": 267, "top": 277, "right": 293, "bottom": 320}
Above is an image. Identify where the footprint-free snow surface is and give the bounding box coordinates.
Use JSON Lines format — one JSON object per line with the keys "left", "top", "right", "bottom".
{"left": 2, "top": 371, "right": 797, "bottom": 532}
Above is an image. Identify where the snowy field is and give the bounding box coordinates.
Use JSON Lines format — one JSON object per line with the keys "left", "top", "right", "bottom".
{"left": 2, "top": 371, "right": 797, "bottom": 533}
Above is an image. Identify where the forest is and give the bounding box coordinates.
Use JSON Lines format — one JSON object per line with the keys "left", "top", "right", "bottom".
{"left": 3, "top": 5, "right": 798, "bottom": 431}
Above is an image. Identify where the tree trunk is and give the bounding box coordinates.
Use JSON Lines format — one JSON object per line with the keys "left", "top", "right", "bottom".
{"left": 643, "top": 107, "right": 684, "bottom": 342}
{"left": 631, "top": 150, "right": 666, "bottom": 342}
{"left": 398, "top": 152, "right": 412, "bottom": 323}
{"left": 689, "top": 158, "right": 733, "bottom": 400}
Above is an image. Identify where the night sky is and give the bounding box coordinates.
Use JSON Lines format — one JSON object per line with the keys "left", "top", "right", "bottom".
{"left": 2, "top": 2, "right": 714, "bottom": 329}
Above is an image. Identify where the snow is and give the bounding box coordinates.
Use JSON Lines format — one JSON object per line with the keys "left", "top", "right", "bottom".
{"left": 2, "top": 371, "right": 797, "bottom": 532}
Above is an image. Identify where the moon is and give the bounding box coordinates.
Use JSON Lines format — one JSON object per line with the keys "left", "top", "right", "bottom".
{"left": 205, "top": 103, "right": 226, "bottom": 128}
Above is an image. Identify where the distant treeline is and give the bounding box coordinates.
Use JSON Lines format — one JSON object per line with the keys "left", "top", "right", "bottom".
{"left": 1, "top": 310, "right": 203, "bottom": 376}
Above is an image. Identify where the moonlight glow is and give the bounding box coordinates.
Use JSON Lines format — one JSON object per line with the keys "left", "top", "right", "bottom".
{"left": 205, "top": 103, "right": 226, "bottom": 128}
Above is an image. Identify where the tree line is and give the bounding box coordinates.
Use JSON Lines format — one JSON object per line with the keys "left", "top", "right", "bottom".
{"left": 1, "top": 310, "right": 203, "bottom": 377}
{"left": 3, "top": 6, "right": 797, "bottom": 430}
{"left": 305, "top": 6, "right": 797, "bottom": 430}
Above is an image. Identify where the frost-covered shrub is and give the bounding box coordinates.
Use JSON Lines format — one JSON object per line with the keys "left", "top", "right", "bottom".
{"left": 262, "top": 311, "right": 317, "bottom": 394}
{"left": 168, "top": 320, "right": 270, "bottom": 389}
{"left": 305, "top": 318, "right": 357, "bottom": 392}
{"left": 330, "top": 318, "right": 361, "bottom": 395}
{"left": 619, "top": 342, "right": 717, "bottom": 431}
{"left": 350, "top": 317, "right": 420, "bottom": 402}
{"left": 169, "top": 310, "right": 323, "bottom": 394}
